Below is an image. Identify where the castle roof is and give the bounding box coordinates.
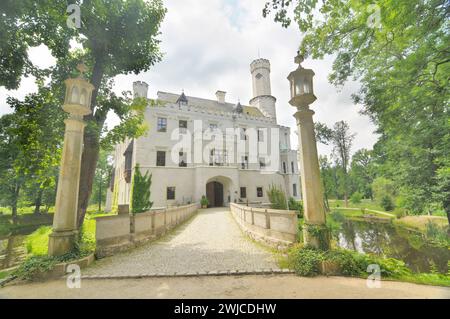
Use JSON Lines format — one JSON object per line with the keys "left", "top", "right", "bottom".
{"left": 157, "top": 91, "right": 264, "bottom": 117}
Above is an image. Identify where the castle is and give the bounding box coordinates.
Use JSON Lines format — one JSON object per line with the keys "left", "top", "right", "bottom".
{"left": 105, "top": 58, "right": 301, "bottom": 210}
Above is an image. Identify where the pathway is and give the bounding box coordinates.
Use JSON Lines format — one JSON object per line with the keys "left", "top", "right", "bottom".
{"left": 2, "top": 275, "right": 449, "bottom": 299}
{"left": 83, "top": 208, "right": 278, "bottom": 277}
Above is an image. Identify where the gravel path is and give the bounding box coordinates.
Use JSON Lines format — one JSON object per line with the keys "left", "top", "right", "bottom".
{"left": 3, "top": 275, "right": 449, "bottom": 299}
{"left": 83, "top": 208, "right": 278, "bottom": 277}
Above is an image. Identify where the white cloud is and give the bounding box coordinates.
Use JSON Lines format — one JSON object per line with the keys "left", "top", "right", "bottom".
{"left": 1, "top": 0, "right": 379, "bottom": 157}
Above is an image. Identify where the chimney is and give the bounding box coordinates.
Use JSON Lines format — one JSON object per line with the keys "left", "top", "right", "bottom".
{"left": 215, "top": 90, "right": 226, "bottom": 104}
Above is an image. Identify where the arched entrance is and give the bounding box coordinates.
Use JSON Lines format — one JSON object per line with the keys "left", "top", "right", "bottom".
{"left": 206, "top": 181, "right": 224, "bottom": 207}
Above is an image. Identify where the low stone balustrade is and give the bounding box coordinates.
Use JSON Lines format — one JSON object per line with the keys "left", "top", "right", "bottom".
{"left": 230, "top": 203, "right": 298, "bottom": 249}
{"left": 96, "top": 203, "right": 199, "bottom": 257}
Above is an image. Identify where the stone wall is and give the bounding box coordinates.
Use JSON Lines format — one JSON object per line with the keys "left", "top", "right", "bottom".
{"left": 230, "top": 203, "right": 298, "bottom": 249}
{"left": 96, "top": 203, "right": 199, "bottom": 257}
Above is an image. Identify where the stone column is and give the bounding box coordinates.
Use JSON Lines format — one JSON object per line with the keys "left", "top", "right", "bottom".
{"left": 294, "top": 106, "right": 330, "bottom": 250}
{"left": 48, "top": 114, "right": 88, "bottom": 256}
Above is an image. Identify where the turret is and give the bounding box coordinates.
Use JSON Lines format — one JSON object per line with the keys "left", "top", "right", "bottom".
{"left": 133, "top": 81, "right": 149, "bottom": 99}
{"left": 249, "top": 58, "right": 277, "bottom": 121}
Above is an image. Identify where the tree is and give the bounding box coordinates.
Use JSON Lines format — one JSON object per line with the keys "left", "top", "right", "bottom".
{"left": 0, "top": 114, "right": 22, "bottom": 219}
{"left": 350, "top": 148, "right": 375, "bottom": 200}
{"left": 267, "top": 184, "right": 288, "bottom": 210}
{"left": 6, "top": 87, "right": 64, "bottom": 214}
{"left": 1, "top": 0, "right": 166, "bottom": 228}
{"left": 263, "top": 0, "right": 449, "bottom": 223}
{"left": 319, "top": 155, "right": 333, "bottom": 211}
{"left": 316, "top": 121, "right": 355, "bottom": 207}
{"left": 372, "top": 177, "right": 396, "bottom": 209}
{"left": 131, "top": 164, "right": 153, "bottom": 214}
{"left": 90, "top": 149, "right": 112, "bottom": 212}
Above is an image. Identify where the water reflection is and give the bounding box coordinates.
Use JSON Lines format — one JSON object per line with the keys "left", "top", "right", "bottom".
{"left": 330, "top": 215, "right": 449, "bottom": 274}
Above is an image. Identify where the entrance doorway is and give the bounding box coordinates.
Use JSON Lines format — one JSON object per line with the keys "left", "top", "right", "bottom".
{"left": 206, "top": 181, "right": 224, "bottom": 207}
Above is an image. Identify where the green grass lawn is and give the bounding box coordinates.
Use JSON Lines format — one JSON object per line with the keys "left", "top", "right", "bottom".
{"left": 328, "top": 199, "right": 447, "bottom": 218}
{"left": 24, "top": 209, "right": 114, "bottom": 257}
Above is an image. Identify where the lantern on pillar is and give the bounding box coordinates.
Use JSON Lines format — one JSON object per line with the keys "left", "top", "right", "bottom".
{"left": 287, "top": 53, "right": 317, "bottom": 108}
{"left": 288, "top": 52, "right": 330, "bottom": 250}
{"left": 63, "top": 63, "right": 95, "bottom": 117}
{"left": 48, "top": 63, "right": 95, "bottom": 256}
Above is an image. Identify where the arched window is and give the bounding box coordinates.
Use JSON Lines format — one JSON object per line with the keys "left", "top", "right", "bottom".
{"left": 80, "top": 89, "right": 87, "bottom": 106}
{"left": 70, "top": 86, "right": 80, "bottom": 104}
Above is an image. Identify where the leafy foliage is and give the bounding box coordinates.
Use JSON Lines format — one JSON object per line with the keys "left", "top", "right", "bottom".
{"left": 288, "top": 197, "right": 303, "bottom": 217}
{"left": 350, "top": 192, "right": 363, "bottom": 204}
{"left": 0, "top": 0, "right": 166, "bottom": 228}
{"left": 200, "top": 196, "right": 209, "bottom": 207}
{"left": 131, "top": 164, "right": 153, "bottom": 214}
{"left": 267, "top": 184, "right": 287, "bottom": 210}
{"left": 263, "top": 0, "right": 450, "bottom": 224}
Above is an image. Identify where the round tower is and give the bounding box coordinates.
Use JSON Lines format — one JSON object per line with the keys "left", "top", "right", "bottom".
{"left": 249, "top": 59, "right": 277, "bottom": 121}
{"left": 133, "top": 81, "right": 149, "bottom": 99}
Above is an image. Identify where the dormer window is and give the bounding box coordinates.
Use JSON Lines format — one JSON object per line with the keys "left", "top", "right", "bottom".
{"left": 176, "top": 91, "right": 188, "bottom": 106}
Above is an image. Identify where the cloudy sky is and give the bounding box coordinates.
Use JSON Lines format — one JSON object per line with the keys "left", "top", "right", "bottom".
{"left": 0, "top": 0, "right": 379, "bottom": 157}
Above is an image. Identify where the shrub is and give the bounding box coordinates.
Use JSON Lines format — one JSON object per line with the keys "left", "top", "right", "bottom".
{"left": 372, "top": 177, "right": 396, "bottom": 201}
{"left": 380, "top": 195, "right": 395, "bottom": 211}
{"left": 200, "top": 196, "right": 209, "bottom": 207}
{"left": 288, "top": 197, "right": 303, "bottom": 217}
{"left": 267, "top": 184, "right": 287, "bottom": 210}
{"left": 325, "top": 250, "right": 368, "bottom": 277}
{"left": 289, "top": 247, "right": 323, "bottom": 277}
{"left": 131, "top": 164, "right": 153, "bottom": 214}
{"left": 350, "top": 192, "right": 363, "bottom": 204}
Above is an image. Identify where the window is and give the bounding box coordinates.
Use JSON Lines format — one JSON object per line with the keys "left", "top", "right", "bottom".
{"left": 157, "top": 117, "right": 167, "bottom": 132}
{"left": 179, "top": 151, "right": 187, "bottom": 167}
{"left": 167, "top": 187, "right": 175, "bottom": 200}
{"left": 291, "top": 161, "right": 295, "bottom": 174}
{"left": 179, "top": 120, "right": 187, "bottom": 133}
{"left": 123, "top": 142, "right": 133, "bottom": 183}
{"left": 240, "top": 128, "right": 247, "bottom": 140}
{"left": 240, "top": 187, "right": 247, "bottom": 198}
{"left": 259, "top": 157, "right": 266, "bottom": 169}
{"left": 209, "top": 123, "right": 218, "bottom": 130}
{"left": 156, "top": 151, "right": 166, "bottom": 166}
{"left": 257, "top": 187, "right": 263, "bottom": 198}
{"left": 257, "top": 129, "right": 264, "bottom": 142}
{"left": 293, "top": 184, "right": 297, "bottom": 197}
{"left": 256, "top": 73, "right": 263, "bottom": 80}
{"left": 241, "top": 155, "right": 248, "bottom": 169}
{"left": 283, "top": 162, "right": 287, "bottom": 174}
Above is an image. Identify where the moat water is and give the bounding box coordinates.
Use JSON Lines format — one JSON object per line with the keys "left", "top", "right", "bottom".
{"left": 329, "top": 213, "right": 449, "bottom": 274}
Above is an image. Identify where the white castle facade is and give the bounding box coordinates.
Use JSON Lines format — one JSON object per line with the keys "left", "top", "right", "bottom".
{"left": 105, "top": 58, "right": 301, "bottom": 211}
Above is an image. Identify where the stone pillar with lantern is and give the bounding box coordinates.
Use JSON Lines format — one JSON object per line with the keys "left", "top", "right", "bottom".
{"left": 288, "top": 53, "right": 330, "bottom": 250}
{"left": 48, "top": 64, "right": 94, "bottom": 256}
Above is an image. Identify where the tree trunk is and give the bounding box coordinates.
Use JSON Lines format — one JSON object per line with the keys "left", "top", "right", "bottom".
{"left": 34, "top": 186, "right": 43, "bottom": 215}
{"left": 77, "top": 131, "right": 100, "bottom": 228}
{"left": 443, "top": 197, "right": 450, "bottom": 235}
{"left": 98, "top": 176, "right": 102, "bottom": 213}
{"left": 76, "top": 55, "right": 105, "bottom": 228}
{"left": 11, "top": 182, "right": 20, "bottom": 223}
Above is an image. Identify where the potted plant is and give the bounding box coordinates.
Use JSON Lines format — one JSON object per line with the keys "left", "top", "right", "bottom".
{"left": 200, "top": 196, "right": 209, "bottom": 208}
